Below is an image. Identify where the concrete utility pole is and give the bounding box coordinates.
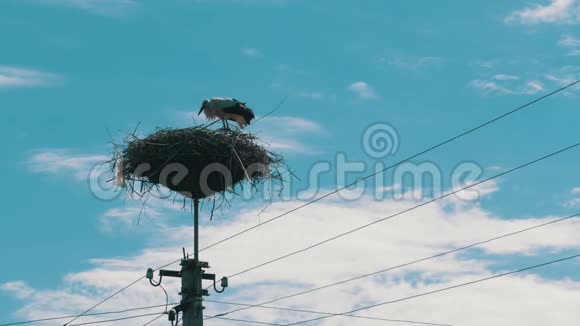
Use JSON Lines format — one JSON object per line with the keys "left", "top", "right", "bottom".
{"left": 148, "top": 198, "right": 227, "bottom": 326}
{"left": 181, "top": 198, "right": 204, "bottom": 326}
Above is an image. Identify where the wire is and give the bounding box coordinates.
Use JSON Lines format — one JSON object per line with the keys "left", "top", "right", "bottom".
{"left": 206, "top": 212, "right": 580, "bottom": 319}
{"left": 65, "top": 312, "right": 164, "bottom": 326}
{"left": 199, "top": 79, "right": 580, "bottom": 253}
{"left": 17, "top": 217, "right": 566, "bottom": 326}
{"left": 42, "top": 81, "right": 579, "bottom": 326}
{"left": 252, "top": 96, "right": 288, "bottom": 124}
{"left": 144, "top": 312, "right": 285, "bottom": 326}
{"left": 205, "top": 299, "right": 453, "bottom": 326}
{"left": 0, "top": 303, "right": 180, "bottom": 326}
{"left": 286, "top": 253, "right": 580, "bottom": 325}
{"left": 149, "top": 274, "right": 163, "bottom": 287}
{"left": 207, "top": 315, "right": 285, "bottom": 325}
{"left": 142, "top": 313, "right": 167, "bottom": 326}
{"left": 224, "top": 142, "right": 580, "bottom": 279}
{"left": 17, "top": 223, "right": 575, "bottom": 326}
{"left": 54, "top": 80, "right": 580, "bottom": 325}
{"left": 61, "top": 259, "right": 181, "bottom": 326}
{"left": 159, "top": 284, "right": 170, "bottom": 313}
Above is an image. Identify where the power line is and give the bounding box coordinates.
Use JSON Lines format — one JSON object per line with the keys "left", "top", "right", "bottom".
{"left": 199, "top": 79, "right": 580, "bottom": 253}
{"left": 3, "top": 292, "right": 452, "bottom": 326}
{"left": 53, "top": 79, "right": 580, "bottom": 326}
{"left": 142, "top": 313, "right": 166, "bottom": 326}
{"left": 205, "top": 299, "right": 453, "bottom": 326}
{"left": 178, "top": 315, "right": 285, "bottom": 326}
{"left": 13, "top": 210, "right": 575, "bottom": 326}
{"left": 206, "top": 211, "right": 580, "bottom": 319}
{"left": 286, "top": 253, "right": 580, "bottom": 325}
{"left": 65, "top": 312, "right": 163, "bottom": 326}
{"left": 252, "top": 96, "right": 288, "bottom": 124}
{"left": 42, "top": 81, "right": 579, "bottom": 326}
{"left": 208, "top": 315, "right": 284, "bottom": 325}
{"left": 61, "top": 259, "right": 180, "bottom": 326}
{"left": 224, "top": 142, "right": 580, "bottom": 280}
{"left": 1, "top": 303, "right": 179, "bottom": 326}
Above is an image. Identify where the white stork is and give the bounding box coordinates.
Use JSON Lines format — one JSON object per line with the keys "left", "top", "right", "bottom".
{"left": 197, "top": 97, "right": 255, "bottom": 129}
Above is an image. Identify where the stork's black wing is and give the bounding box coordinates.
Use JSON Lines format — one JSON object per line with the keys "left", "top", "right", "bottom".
{"left": 232, "top": 98, "right": 247, "bottom": 105}
{"left": 221, "top": 104, "right": 255, "bottom": 123}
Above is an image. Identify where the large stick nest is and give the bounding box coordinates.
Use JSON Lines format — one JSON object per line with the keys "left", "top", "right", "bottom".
{"left": 113, "top": 126, "right": 284, "bottom": 200}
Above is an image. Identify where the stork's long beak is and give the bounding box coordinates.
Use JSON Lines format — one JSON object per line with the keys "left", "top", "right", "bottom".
{"left": 197, "top": 106, "right": 204, "bottom": 115}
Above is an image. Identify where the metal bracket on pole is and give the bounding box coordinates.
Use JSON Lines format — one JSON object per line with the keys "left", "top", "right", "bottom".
{"left": 160, "top": 270, "right": 181, "bottom": 278}
{"left": 202, "top": 272, "right": 215, "bottom": 281}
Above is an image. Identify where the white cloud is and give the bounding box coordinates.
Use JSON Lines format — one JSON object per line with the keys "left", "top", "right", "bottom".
{"left": 38, "top": 0, "right": 137, "bottom": 17}
{"left": 545, "top": 73, "right": 575, "bottom": 85}
{"left": 100, "top": 206, "right": 156, "bottom": 233}
{"left": 241, "top": 47, "right": 263, "bottom": 58}
{"left": 527, "top": 80, "right": 545, "bottom": 92}
{"left": 505, "top": 0, "right": 580, "bottom": 25}
{"left": 449, "top": 179, "right": 500, "bottom": 203}
{"left": 98, "top": 195, "right": 194, "bottom": 236}
{"left": 470, "top": 79, "right": 545, "bottom": 96}
{"left": 261, "top": 138, "right": 321, "bottom": 154}
{"left": 543, "top": 66, "right": 580, "bottom": 94}
{"left": 493, "top": 74, "right": 520, "bottom": 81}
{"left": 469, "top": 80, "right": 514, "bottom": 95}
{"left": 4, "top": 190, "right": 580, "bottom": 325}
{"left": 26, "top": 150, "right": 108, "bottom": 181}
{"left": 565, "top": 198, "right": 580, "bottom": 207}
{"left": 559, "top": 35, "right": 580, "bottom": 47}
{"left": 258, "top": 116, "right": 324, "bottom": 134}
{"left": 558, "top": 35, "right": 580, "bottom": 56}
{"left": 348, "top": 81, "right": 379, "bottom": 100}
{"left": 0, "top": 281, "right": 34, "bottom": 299}
{"left": 0, "top": 66, "right": 62, "bottom": 89}
{"left": 377, "top": 183, "right": 402, "bottom": 193}
{"left": 251, "top": 116, "right": 325, "bottom": 154}
{"left": 172, "top": 111, "right": 325, "bottom": 154}
{"left": 564, "top": 187, "right": 580, "bottom": 207}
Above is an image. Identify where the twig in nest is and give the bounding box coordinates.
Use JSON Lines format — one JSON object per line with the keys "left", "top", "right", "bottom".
{"left": 253, "top": 96, "right": 288, "bottom": 124}
{"left": 210, "top": 196, "right": 216, "bottom": 221}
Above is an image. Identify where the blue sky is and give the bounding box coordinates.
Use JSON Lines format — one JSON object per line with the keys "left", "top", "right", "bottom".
{"left": 2, "top": 0, "right": 580, "bottom": 325}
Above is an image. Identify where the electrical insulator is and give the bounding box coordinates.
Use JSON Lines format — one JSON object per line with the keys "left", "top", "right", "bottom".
{"left": 146, "top": 268, "right": 154, "bottom": 280}
{"left": 221, "top": 277, "right": 229, "bottom": 288}
{"left": 168, "top": 310, "right": 176, "bottom": 321}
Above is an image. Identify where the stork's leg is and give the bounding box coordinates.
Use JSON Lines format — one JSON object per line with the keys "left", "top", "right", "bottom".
{"left": 223, "top": 119, "right": 230, "bottom": 129}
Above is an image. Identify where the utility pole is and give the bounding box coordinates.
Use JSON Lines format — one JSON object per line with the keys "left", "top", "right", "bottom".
{"left": 181, "top": 198, "right": 204, "bottom": 326}
{"left": 147, "top": 198, "right": 228, "bottom": 326}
